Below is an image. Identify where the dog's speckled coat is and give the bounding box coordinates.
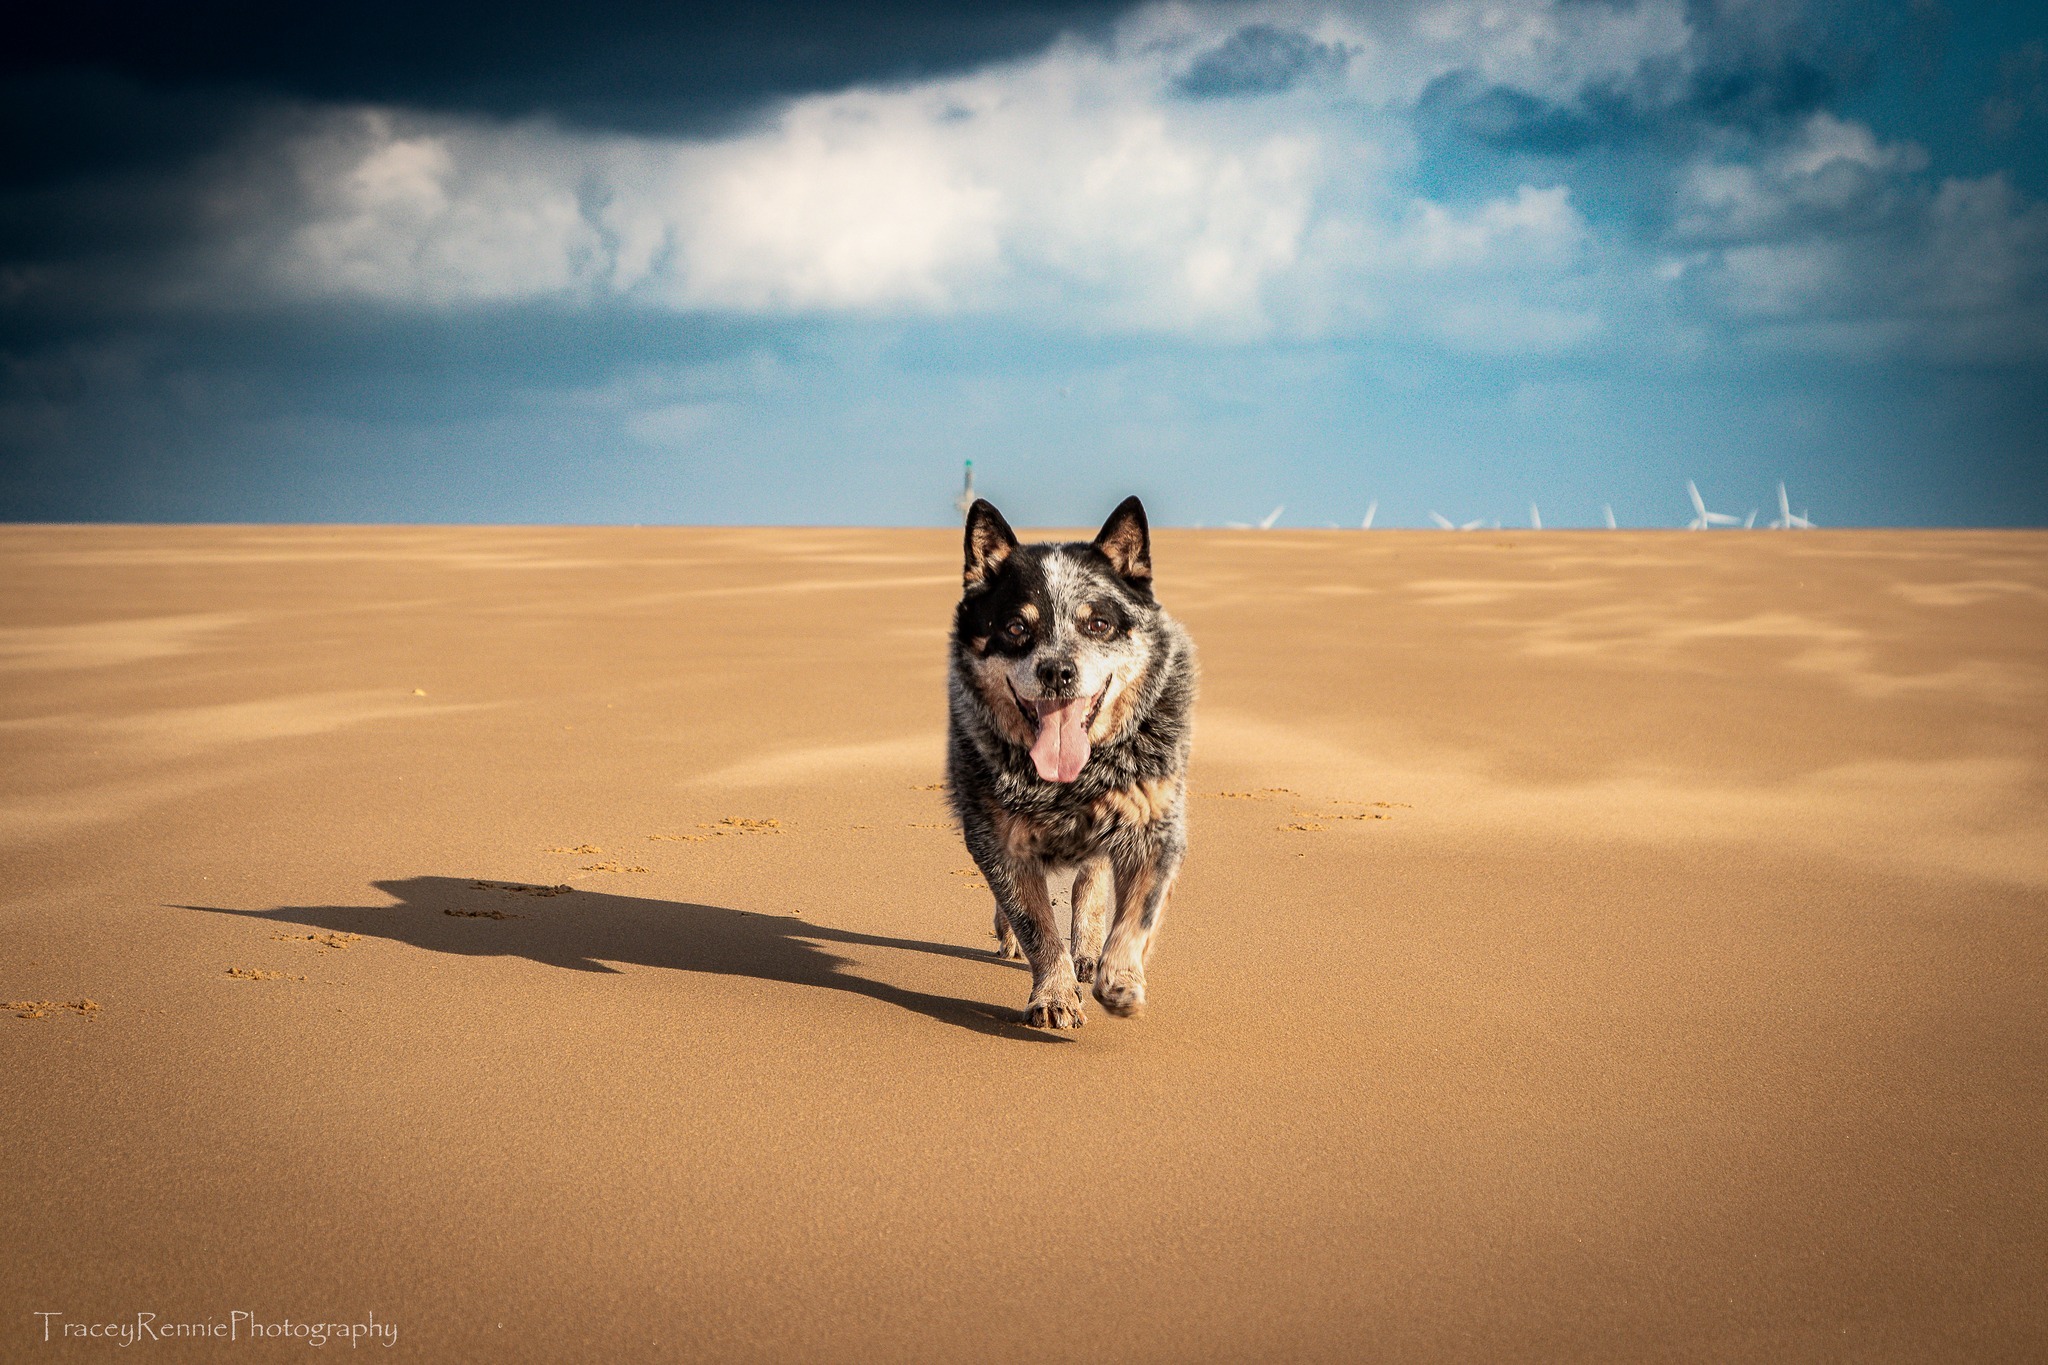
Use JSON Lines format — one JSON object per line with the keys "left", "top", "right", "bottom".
{"left": 945, "top": 497, "right": 1197, "bottom": 1028}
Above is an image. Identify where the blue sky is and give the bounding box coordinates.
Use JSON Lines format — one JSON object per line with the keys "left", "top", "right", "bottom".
{"left": 3, "top": 0, "right": 2044, "bottom": 527}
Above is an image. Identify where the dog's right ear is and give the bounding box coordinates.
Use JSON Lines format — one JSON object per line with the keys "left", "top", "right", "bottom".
{"left": 963, "top": 499, "right": 1018, "bottom": 590}
{"left": 1093, "top": 495, "right": 1151, "bottom": 586}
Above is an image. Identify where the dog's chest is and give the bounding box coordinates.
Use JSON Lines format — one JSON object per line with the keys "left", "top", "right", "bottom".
{"left": 994, "top": 775, "right": 1180, "bottom": 865}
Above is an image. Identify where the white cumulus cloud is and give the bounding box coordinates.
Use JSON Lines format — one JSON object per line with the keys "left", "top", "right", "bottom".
{"left": 171, "top": 0, "right": 2046, "bottom": 361}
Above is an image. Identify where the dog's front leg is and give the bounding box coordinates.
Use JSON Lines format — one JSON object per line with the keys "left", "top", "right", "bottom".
{"left": 1096, "top": 836, "right": 1182, "bottom": 1017}
{"left": 1069, "top": 856, "right": 1111, "bottom": 983}
{"left": 990, "top": 862, "right": 1084, "bottom": 1029}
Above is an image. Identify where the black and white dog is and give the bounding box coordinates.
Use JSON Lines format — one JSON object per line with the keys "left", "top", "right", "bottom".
{"left": 946, "top": 496, "right": 1197, "bottom": 1029}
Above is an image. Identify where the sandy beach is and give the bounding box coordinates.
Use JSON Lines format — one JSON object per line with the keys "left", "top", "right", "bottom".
{"left": 2, "top": 523, "right": 2043, "bottom": 1362}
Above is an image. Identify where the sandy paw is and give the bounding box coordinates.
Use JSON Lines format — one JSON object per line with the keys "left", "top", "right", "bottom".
{"left": 992, "top": 908, "right": 1024, "bottom": 960}
{"left": 1022, "top": 989, "right": 1086, "bottom": 1030}
{"left": 1093, "top": 972, "right": 1146, "bottom": 1017}
{"left": 1072, "top": 955, "right": 1097, "bottom": 984}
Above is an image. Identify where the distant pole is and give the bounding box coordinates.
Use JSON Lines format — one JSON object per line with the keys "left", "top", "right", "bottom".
{"left": 955, "top": 459, "right": 977, "bottom": 517}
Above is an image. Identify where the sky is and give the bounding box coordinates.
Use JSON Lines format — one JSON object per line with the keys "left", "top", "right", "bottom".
{"left": 2, "top": 0, "right": 2044, "bottom": 528}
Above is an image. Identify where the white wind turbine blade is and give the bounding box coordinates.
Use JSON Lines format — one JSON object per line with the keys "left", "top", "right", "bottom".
{"left": 1768, "top": 484, "right": 1814, "bottom": 529}
{"left": 1223, "top": 521, "right": 1252, "bottom": 530}
{"left": 1745, "top": 509, "right": 1757, "bottom": 528}
{"left": 1530, "top": 504, "right": 1542, "bottom": 530}
{"left": 1361, "top": 500, "right": 1377, "bottom": 530}
{"left": 1429, "top": 512, "right": 1455, "bottom": 529}
{"left": 1463, "top": 518, "right": 1487, "bottom": 531}
{"left": 1690, "top": 480, "right": 1739, "bottom": 528}
{"left": 1259, "top": 505, "right": 1284, "bottom": 530}
{"left": 1603, "top": 504, "right": 1617, "bottom": 529}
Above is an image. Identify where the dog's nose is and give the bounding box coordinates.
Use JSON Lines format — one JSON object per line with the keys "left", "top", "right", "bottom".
{"left": 1036, "top": 657, "right": 1078, "bottom": 695}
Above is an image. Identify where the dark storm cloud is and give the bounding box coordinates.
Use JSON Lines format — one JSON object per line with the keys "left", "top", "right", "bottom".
{"left": 1412, "top": 44, "right": 1844, "bottom": 161}
{"left": 0, "top": 0, "right": 1137, "bottom": 323}
{"left": 3, "top": 1, "right": 1130, "bottom": 140}
{"left": 1175, "top": 25, "right": 1351, "bottom": 98}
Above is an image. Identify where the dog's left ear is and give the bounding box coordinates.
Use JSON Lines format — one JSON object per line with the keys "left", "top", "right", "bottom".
{"left": 963, "top": 498, "right": 1018, "bottom": 590}
{"left": 1093, "top": 496, "right": 1152, "bottom": 586}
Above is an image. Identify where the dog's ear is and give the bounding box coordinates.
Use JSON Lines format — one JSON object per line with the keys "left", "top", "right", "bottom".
{"left": 1092, "top": 496, "right": 1151, "bottom": 585}
{"left": 963, "top": 499, "right": 1018, "bottom": 590}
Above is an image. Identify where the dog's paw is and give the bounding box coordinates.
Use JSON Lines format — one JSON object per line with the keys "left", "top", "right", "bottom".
{"left": 1022, "top": 989, "right": 1086, "bottom": 1030}
{"left": 1093, "top": 971, "right": 1146, "bottom": 1017}
{"left": 992, "top": 915, "right": 1025, "bottom": 960}
{"left": 1072, "top": 955, "right": 1097, "bottom": 984}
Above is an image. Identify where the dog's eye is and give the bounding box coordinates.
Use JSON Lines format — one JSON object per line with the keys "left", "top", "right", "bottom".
{"left": 1002, "top": 617, "right": 1030, "bottom": 643}
{"left": 1082, "top": 616, "right": 1114, "bottom": 638}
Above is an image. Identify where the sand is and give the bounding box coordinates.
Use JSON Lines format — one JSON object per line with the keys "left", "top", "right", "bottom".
{"left": 1, "top": 523, "right": 2043, "bottom": 1362}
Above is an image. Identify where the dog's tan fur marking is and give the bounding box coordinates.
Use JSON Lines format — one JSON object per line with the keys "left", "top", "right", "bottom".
{"left": 1013, "top": 871, "right": 1061, "bottom": 946}
{"left": 1020, "top": 602, "right": 1039, "bottom": 623}
{"left": 964, "top": 513, "right": 1014, "bottom": 589}
{"left": 1092, "top": 659, "right": 1152, "bottom": 743}
{"left": 990, "top": 804, "right": 1041, "bottom": 863}
{"left": 1091, "top": 775, "right": 1178, "bottom": 830}
{"left": 969, "top": 656, "right": 1038, "bottom": 749}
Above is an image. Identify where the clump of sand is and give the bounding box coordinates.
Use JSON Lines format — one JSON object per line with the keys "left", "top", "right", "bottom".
{"left": 649, "top": 816, "right": 784, "bottom": 842}
{"left": 8, "top": 999, "right": 100, "bottom": 1020}
{"left": 271, "top": 931, "right": 362, "bottom": 951}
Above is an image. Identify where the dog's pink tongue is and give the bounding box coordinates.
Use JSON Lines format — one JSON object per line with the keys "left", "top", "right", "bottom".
{"left": 1030, "top": 700, "right": 1092, "bottom": 783}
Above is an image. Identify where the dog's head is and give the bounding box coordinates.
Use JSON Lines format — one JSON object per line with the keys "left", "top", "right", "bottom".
{"left": 952, "top": 495, "right": 1161, "bottom": 783}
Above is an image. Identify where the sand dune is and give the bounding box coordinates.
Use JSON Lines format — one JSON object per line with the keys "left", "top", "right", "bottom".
{"left": 2, "top": 524, "right": 2042, "bottom": 1361}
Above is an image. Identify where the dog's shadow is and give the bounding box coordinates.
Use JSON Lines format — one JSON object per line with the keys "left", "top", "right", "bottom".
{"left": 178, "top": 875, "right": 1055, "bottom": 1042}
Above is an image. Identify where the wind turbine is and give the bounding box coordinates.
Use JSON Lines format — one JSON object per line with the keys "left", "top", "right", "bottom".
{"left": 1221, "top": 505, "right": 1283, "bottom": 530}
{"left": 1686, "top": 480, "right": 1741, "bottom": 530}
{"left": 1429, "top": 512, "right": 1486, "bottom": 530}
{"left": 1361, "top": 500, "right": 1377, "bottom": 530}
{"left": 954, "top": 459, "right": 977, "bottom": 517}
{"left": 1770, "top": 482, "right": 1814, "bottom": 529}
{"left": 1603, "top": 504, "right": 1618, "bottom": 529}
{"left": 1529, "top": 504, "right": 1542, "bottom": 530}
{"left": 1744, "top": 509, "right": 1757, "bottom": 529}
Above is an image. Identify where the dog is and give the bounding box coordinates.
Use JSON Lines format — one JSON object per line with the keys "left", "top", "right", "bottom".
{"left": 946, "top": 495, "right": 1196, "bottom": 1029}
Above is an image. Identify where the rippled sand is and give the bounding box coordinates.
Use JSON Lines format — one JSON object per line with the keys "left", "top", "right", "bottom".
{"left": 3, "top": 524, "right": 2043, "bottom": 1361}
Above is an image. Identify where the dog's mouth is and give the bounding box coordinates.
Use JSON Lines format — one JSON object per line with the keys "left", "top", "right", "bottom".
{"left": 1008, "top": 680, "right": 1109, "bottom": 784}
